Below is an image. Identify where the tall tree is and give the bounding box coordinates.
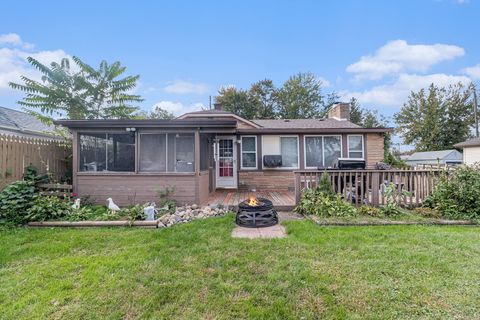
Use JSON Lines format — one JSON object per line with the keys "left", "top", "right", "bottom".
{"left": 9, "top": 56, "right": 143, "bottom": 123}
{"left": 135, "top": 106, "right": 175, "bottom": 120}
{"left": 248, "top": 79, "right": 277, "bottom": 119}
{"left": 394, "top": 83, "right": 473, "bottom": 151}
{"left": 215, "top": 86, "right": 255, "bottom": 119}
{"left": 276, "top": 72, "right": 331, "bottom": 119}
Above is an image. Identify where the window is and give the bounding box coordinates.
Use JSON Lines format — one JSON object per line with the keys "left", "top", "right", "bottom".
{"left": 348, "top": 135, "right": 364, "bottom": 159}
{"left": 305, "top": 136, "right": 342, "bottom": 168}
{"left": 241, "top": 136, "right": 257, "bottom": 169}
{"left": 139, "top": 133, "right": 195, "bottom": 173}
{"left": 262, "top": 135, "right": 299, "bottom": 169}
{"left": 79, "top": 133, "right": 135, "bottom": 172}
{"left": 280, "top": 137, "right": 298, "bottom": 168}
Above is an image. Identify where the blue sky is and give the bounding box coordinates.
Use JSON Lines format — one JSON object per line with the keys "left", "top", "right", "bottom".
{"left": 1, "top": 0, "right": 479, "bottom": 131}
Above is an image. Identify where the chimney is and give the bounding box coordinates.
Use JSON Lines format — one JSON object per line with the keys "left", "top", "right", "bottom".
{"left": 327, "top": 102, "right": 350, "bottom": 121}
{"left": 213, "top": 103, "right": 222, "bottom": 111}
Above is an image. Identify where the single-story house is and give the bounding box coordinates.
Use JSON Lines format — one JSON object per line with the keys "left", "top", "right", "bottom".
{"left": 0, "top": 106, "right": 57, "bottom": 139}
{"left": 55, "top": 103, "right": 393, "bottom": 205}
{"left": 454, "top": 138, "right": 480, "bottom": 165}
{"left": 404, "top": 149, "right": 463, "bottom": 167}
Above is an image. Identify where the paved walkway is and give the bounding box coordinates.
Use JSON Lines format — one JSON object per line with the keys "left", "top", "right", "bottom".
{"left": 231, "top": 211, "right": 303, "bottom": 239}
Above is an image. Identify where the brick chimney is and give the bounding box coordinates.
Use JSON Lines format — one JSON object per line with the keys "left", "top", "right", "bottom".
{"left": 327, "top": 102, "right": 350, "bottom": 121}
{"left": 213, "top": 103, "right": 222, "bottom": 111}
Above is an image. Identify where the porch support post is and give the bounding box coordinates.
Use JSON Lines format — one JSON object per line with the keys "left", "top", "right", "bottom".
{"left": 194, "top": 129, "right": 201, "bottom": 204}
{"left": 294, "top": 172, "right": 301, "bottom": 204}
{"left": 371, "top": 171, "right": 380, "bottom": 206}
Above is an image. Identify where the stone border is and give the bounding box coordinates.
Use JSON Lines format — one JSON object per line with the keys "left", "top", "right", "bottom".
{"left": 26, "top": 205, "right": 229, "bottom": 228}
{"left": 306, "top": 215, "right": 478, "bottom": 226}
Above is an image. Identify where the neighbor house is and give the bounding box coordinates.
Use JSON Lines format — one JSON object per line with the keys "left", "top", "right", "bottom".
{"left": 404, "top": 149, "right": 463, "bottom": 167}
{"left": 0, "top": 106, "right": 57, "bottom": 139}
{"left": 55, "top": 103, "right": 392, "bottom": 205}
{"left": 454, "top": 138, "right": 480, "bottom": 165}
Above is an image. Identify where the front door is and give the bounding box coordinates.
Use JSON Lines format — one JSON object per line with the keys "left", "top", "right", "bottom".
{"left": 215, "top": 137, "right": 237, "bottom": 188}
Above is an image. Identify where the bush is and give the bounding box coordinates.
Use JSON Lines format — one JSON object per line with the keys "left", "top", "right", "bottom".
{"left": 0, "top": 181, "right": 37, "bottom": 224}
{"left": 414, "top": 207, "right": 441, "bottom": 218}
{"left": 425, "top": 165, "right": 480, "bottom": 220}
{"left": 357, "top": 205, "right": 382, "bottom": 217}
{"left": 119, "top": 204, "right": 147, "bottom": 221}
{"left": 26, "top": 196, "right": 71, "bottom": 221}
{"left": 295, "top": 187, "right": 356, "bottom": 217}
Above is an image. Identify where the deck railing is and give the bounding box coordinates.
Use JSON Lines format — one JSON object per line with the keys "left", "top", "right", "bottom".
{"left": 294, "top": 169, "right": 445, "bottom": 208}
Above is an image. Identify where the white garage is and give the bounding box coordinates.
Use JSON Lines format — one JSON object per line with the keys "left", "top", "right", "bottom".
{"left": 454, "top": 138, "right": 480, "bottom": 165}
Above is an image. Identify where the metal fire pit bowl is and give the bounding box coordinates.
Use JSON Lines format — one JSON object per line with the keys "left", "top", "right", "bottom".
{"left": 236, "top": 197, "right": 278, "bottom": 228}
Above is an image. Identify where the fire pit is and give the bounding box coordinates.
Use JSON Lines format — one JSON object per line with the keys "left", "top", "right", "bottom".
{"left": 236, "top": 197, "right": 278, "bottom": 228}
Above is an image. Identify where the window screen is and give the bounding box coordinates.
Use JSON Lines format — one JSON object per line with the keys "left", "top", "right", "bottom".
{"left": 280, "top": 137, "right": 298, "bottom": 168}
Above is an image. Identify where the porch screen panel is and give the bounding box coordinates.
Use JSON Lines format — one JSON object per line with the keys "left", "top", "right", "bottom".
{"left": 139, "top": 134, "right": 167, "bottom": 172}
{"left": 79, "top": 133, "right": 107, "bottom": 172}
{"left": 280, "top": 137, "right": 298, "bottom": 168}
{"left": 305, "top": 137, "right": 323, "bottom": 168}
{"left": 107, "top": 134, "right": 135, "bottom": 172}
{"left": 168, "top": 133, "right": 194, "bottom": 172}
{"left": 323, "top": 136, "right": 342, "bottom": 168}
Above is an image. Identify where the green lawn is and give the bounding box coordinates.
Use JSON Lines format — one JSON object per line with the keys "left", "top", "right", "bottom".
{"left": 1, "top": 215, "right": 479, "bottom": 319}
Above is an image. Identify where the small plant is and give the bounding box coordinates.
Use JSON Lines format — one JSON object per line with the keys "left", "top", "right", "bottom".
{"left": 317, "top": 171, "right": 335, "bottom": 197}
{"left": 414, "top": 207, "right": 441, "bottom": 218}
{"left": 379, "top": 183, "right": 410, "bottom": 216}
{"left": 357, "top": 205, "right": 382, "bottom": 217}
{"left": 0, "top": 180, "right": 37, "bottom": 224}
{"left": 119, "top": 203, "right": 149, "bottom": 222}
{"left": 295, "top": 188, "right": 356, "bottom": 217}
{"left": 157, "top": 186, "right": 177, "bottom": 214}
{"left": 26, "top": 196, "right": 71, "bottom": 221}
{"left": 23, "top": 164, "right": 49, "bottom": 184}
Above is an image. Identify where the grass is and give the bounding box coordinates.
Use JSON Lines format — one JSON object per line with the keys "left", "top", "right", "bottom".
{"left": 0, "top": 214, "right": 479, "bottom": 319}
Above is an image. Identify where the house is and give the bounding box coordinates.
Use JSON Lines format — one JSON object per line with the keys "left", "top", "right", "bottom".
{"left": 454, "top": 138, "right": 480, "bottom": 165}
{"left": 404, "top": 149, "right": 463, "bottom": 167}
{"left": 0, "top": 106, "right": 57, "bottom": 139}
{"left": 55, "top": 103, "right": 393, "bottom": 206}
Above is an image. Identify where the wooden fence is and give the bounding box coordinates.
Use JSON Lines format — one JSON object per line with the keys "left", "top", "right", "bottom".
{"left": 294, "top": 169, "right": 444, "bottom": 208}
{"left": 0, "top": 134, "right": 71, "bottom": 189}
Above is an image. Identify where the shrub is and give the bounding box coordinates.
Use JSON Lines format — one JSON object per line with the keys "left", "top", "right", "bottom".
{"left": 0, "top": 181, "right": 37, "bottom": 224}
{"left": 26, "top": 196, "right": 71, "bottom": 221}
{"left": 425, "top": 165, "right": 480, "bottom": 220}
{"left": 414, "top": 207, "right": 441, "bottom": 218}
{"left": 295, "top": 187, "right": 356, "bottom": 217}
{"left": 357, "top": 205, "right": 382, "bottom": 217}
{"left": 119, "top": 203, "right": 148, "bottom": 222}
{"left": 379, "top": 182, "right": 410, "bottom": 216}
{"left": 317, "top": 171, "right": 335, "bottom": 197}
{"left": 157, "top": 187, "right": 176, "bottom": 214}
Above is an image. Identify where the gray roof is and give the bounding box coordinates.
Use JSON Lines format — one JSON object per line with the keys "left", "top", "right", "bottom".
{"left": 0, "top": 106, "right": 56, "bottom": 137}
{"left": 252, "top": 118, "right": 362, "bottom": 129}
{"left": 406, "top": 149, "right": 462, "bottom": 161}
{"left": 454, "top": 138, "right": 480, "bottom": 148}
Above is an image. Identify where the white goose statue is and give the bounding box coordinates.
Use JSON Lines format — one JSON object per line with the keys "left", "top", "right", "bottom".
{"left": 106, "top": 197, "right": 121, "bottom": 214}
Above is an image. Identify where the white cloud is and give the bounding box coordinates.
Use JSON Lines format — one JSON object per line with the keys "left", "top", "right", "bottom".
{"left": 347, "top": 40, "right": 465, "bottom": 80}
{"left": 0, "top": 33, "right": 33, "bottom": 49}
{"left": 163, "top": 80, "right": 210, "bottom": 94}
{"left": 317, "top": 76, "right": 331, "bottom": 87}
{"left": 152, "top": 101, "right": 206, "bottom": 115}
{"left": 462, "top": 64, "right": 480, "bottom": 79}
{"left": 343, "top": 73, "right": 471, "bottom": 107}
{"left": 0, "top": 33, "right": 70, "bottom": 91}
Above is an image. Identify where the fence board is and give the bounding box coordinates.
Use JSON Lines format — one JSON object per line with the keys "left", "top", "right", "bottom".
{"left": 0, "top": 134, "right": 71, "bottom": 189}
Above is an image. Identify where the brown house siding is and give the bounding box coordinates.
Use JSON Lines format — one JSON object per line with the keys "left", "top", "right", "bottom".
{"left": 197, "top": 171, "right": 210, "bottom": 204}
{"left": 76, "top": 174, "right": 197, "bottom": 206}
{"left": 238, "top": 171, "right": 295, "bottom": 191}
{"left": 365, "top": 133, "right": 384, "bottom": 168}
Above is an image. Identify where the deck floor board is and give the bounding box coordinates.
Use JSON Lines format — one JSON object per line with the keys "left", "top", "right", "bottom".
{"left": 204, "top": 189, "right": 295, "bottom": 210}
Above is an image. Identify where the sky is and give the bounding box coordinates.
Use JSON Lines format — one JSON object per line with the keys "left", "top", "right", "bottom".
{"left": 1, "top": 0, "right": 479, "bottom": 142}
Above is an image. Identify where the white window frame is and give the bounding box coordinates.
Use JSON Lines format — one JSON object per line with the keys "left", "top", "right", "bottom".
{"left": 304, "top": 135, "right": 343, "bottom": 169}
{"left": 240, "top": 135, "right": 257, "bottom": 170}
{"left": 261, "top": 135, "right": 300, "bottom": 170}
{"left": 347, "top": 134, "right": 364, "bottom": 159}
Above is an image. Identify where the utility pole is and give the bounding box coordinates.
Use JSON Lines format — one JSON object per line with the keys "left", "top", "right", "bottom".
{"left": 474, "top": 84, "right": 479, "bottom": 138}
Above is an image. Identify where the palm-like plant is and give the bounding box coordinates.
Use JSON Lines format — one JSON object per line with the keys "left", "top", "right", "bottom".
{"left": 9, "top": 56, "right": 143, "bottom": 123}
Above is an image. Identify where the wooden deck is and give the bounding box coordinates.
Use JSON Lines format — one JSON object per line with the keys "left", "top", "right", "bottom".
{"left": 205, "top": 189, "right": 296, "bottom": 211}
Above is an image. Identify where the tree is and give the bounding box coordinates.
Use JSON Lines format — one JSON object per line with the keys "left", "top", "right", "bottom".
{"left": 135, "top": 106, "right": 175, "bottom": 120}
{"left": 394, "top": 83, "right": 473, "bottom": 151}
{"left": 9, "top": 56, "right": 143, "bottom": 123}
{"left": 276, "top": 72, "right": 331, "bottom": 119}
{"left": 215, "top": 86, "right": 255, "bottom": 119}
{"left": 248, "top": 79, "right": 277, "bottom": 119}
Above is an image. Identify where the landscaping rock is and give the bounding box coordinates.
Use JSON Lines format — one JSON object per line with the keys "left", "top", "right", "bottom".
{"left": 156, "top": 205, "right": 227, "bottom": 228}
